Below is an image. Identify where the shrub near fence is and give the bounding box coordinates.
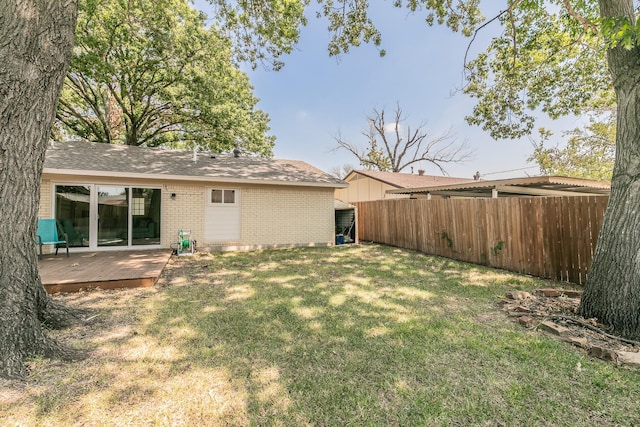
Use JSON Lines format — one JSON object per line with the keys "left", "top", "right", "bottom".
{"left": 354, "top": 196, "right": 608, "bottom": 284}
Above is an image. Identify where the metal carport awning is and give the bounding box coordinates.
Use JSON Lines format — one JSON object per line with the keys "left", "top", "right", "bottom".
{"left": 386, "top": 176, "right": 611, "bottom": 198}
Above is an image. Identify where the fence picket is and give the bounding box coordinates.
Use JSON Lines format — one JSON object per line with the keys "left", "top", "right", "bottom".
{"left": 354, "top": 195, "right": 608, "bottom": 284}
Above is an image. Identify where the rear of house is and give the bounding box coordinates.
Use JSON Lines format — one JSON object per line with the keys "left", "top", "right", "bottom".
{"left": 39, "top": 141, "right": 346, "bottom": 253}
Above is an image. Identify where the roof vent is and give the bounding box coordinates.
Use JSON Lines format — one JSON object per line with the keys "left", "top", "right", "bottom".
{"left": 233, "top": 147, "right": 241, "bottom": 158}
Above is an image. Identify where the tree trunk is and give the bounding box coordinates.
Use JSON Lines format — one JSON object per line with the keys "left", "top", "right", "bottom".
{"left": 0, "top": 0, "right": 81, "bottom": 378}
{"left": 579, "top": 0, "right": 640, "bottom": 339}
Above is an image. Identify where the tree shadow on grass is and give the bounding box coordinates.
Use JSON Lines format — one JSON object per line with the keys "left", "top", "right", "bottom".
{"left": 131, "top": 245, "right": 634, "bottom": 425}
{"left": 3, "top": 245, "right": 639, "bottom": 426}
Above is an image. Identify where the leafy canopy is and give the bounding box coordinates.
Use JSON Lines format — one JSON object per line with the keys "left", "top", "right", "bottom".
{"left": 463, "top": 1, "right": 613, "bottom": 140}
{"left": 213, "top": 0, "right": 616, "bottom": 143}
{"left": 56, "top": 0, "right": 634, "bottom": 170}
{"left": 207, "top": 0, "right": 484, "bottom": 64}
{"left": 56, "top": 0, "right": 275, "bottom": 155}
{"left": 529, "top": 113, "right": 615, "bottom": 181}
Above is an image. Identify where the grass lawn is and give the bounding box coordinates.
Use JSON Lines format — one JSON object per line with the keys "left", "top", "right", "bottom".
{"left": 2, "top": 244, "right": 640, "bottom": 426}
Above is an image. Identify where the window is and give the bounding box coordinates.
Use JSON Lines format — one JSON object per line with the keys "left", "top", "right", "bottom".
{"left": 224, "top": 189, "right": 235, "bottom": 204}
{"left": 132, "top": 197, "right": 145, "bottom": 216}
{"left": 210, "top": 189, "right": 236, "bottom": 205}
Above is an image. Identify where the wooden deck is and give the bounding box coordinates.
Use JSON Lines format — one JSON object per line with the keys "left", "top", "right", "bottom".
{"left": 38, "top": 250, "right": 173, "bottom": 294}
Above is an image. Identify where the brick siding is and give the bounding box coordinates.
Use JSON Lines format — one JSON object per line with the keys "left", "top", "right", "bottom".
{"left": 239, "top": 185, "right": 334, "bottom": 246}
{"left": 39, "top": 176, "right": 336, "bottom": 252}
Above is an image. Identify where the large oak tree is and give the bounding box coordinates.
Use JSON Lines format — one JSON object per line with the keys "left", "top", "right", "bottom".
{"left": 2, "top": 0, "right": 640, "bottom": 378}
{"left": 1, "top": 0, "right": 83, "bottom": 379}
{"left": 577, "top": 1, "right": 640, "bottom": 338}
{"left": 0, "top": 0, "right": 294, "bottom": 379}
{"left": 57, "top": 0, "right": 275, "bottom": 155}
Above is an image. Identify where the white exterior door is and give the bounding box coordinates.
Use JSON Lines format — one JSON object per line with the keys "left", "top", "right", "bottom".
{"left": 204, "top": 188, "right": 241, "bottom": 243}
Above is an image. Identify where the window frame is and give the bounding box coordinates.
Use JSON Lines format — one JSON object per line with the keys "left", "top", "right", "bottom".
{"left": 208, "top": 188, "right": 238, "bottom": 206}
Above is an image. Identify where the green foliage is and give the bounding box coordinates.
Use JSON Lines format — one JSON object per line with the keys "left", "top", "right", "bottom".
{"left": 206, "top": 0, "right": 308, "bottom": 70}
{"left": 244, "top": 1, "right": 618, "bottom": 144}
{"left": 56, "top": 0, "right": 275, "bottom": 155}
{"left": 601, "top": 15, "right": 640, "bottom": 50}
{"left": 208, "top": 0, "right": 485, "bottom": 60}
{"left": 217, "top": 0, "right": 619, "bottom": 145}
{"left": 440, "top": 230, "right": 454, "bottom": 249}
{"left": 529, "top": 113, "right": 615, "bottom": 181}
{"left": 362, "top": 139, "right": 392, "bottom": 171}
{"left": 491, "top": 240, "right": 505, "bottom": 256}
{"left": 206, "top": 1, "right": 619, "bottom": 143}
{"left": 463, "top": 1, "right": 613, "bottom": 140}
{"left": 320, "top": 0, "right": 485, "bottom": 56}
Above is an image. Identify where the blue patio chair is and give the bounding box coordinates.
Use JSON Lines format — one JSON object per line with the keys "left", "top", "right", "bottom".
{"left": 36, "top": 219, "right": 69, "bottom": 260}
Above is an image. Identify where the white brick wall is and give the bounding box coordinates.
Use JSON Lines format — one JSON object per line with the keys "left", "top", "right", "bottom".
{"left": 162, "top": 185, "right": 205, "bottom": 249}
{"left": 38, "top": 179, "right": 52, "bottom": 218}
{"left": 40, "top": 175, "right": 336, "bottom": 251}
{"left": 240, "top": 185, "right": 334, "bottom": 246}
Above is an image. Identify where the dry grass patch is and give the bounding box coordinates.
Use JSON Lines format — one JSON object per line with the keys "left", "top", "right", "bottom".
{"left": 2, "top": 244, "right": 640, "bottom": 426}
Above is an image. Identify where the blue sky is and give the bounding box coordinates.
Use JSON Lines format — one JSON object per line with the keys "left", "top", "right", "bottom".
{"left": 195, "top": 2, "right": 582, "bottom": 179}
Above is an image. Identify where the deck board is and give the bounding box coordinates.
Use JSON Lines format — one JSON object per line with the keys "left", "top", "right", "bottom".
{"left": 38, "top": 250, "right": 172, "bottom": 293}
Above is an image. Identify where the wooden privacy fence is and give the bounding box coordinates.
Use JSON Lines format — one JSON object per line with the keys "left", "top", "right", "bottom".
{"left": 354, "top": 196, "right": 609, "bottom": 284}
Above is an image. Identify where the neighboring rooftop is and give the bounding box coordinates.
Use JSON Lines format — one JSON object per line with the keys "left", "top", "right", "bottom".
{"left": 345, "top": 169, "right": 475, "bottom": 188}
{"left": 386, "top": 176, "right": 611, "bottom": 198}
{"left": 44, "top": 141, "right": 347, "bottom": 188}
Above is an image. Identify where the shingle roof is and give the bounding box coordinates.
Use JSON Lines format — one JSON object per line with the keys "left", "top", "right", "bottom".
{"left": 347, "top": 169, "right": 475, "bottom": 188}
{"left": 44, "top": 141, "right": 347, "bottom": 188}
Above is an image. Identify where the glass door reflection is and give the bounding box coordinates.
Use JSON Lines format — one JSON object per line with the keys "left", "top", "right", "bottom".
{"left": 131, "top": 188, "right": 161, "bottom": 246}
{"left": 54, "top": 185, "right": 90, "bottom": 247}
{"left": 97, "top": 186, "right": 129, "bottom": 247}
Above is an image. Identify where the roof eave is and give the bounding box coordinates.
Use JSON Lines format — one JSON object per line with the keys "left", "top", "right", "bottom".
{"left": 43, "top": 168, "right": 349, "bottom": 189}
{"left": 350, "top": 170, "right": 474, "bottom": 189}
{"left": 346, "top": 170, "right": 403, "bottom": 188}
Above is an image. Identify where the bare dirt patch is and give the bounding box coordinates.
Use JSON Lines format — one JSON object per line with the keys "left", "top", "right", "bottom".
{"left": 501, "top": 288, "right": 640, "bottom": 367}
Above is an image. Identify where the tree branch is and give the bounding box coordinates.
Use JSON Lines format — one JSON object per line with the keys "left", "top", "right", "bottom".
{"left": 562, "top": 0, "right": 598, "bottom": 33}
{"left": 464, "top": 1, "right": 521, "bottom": 68}
{"left": 334, "top": 104, "right": 473, "bottom": 173}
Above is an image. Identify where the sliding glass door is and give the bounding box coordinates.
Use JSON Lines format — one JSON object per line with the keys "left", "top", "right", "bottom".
{"left": 131, "top": 188, "right": 161, "bottom": 246}
{"left": 54, "top": 185, "right": 91, "bottom": 248}
{"left": 97, "top": 186, "right": 129, "bottom": 247}
{"left": 54, "top": 184, "right": 161, "bottom": 249}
